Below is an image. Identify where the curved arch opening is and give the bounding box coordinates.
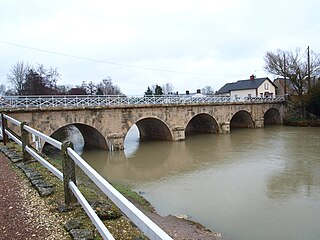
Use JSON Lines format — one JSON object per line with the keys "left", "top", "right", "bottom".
{"left": 264, "top": 108, "right": 281, "bottom": 125}
{"left": 185, "top": 113, "right": 219, "bottom": 136}
{"left": 124, "top": 122, "right": 173, "bottom": 159}
{"left": 124, "top": 124, "right": 140, "bottom": 157}
{"left": 230, "top": 110, "right": 254, "bottom": 130}
{"left": 135, "top": 117, "right": 173, "bottom": 141}
{"left": 42, "top": 123, "right": 108, "bottom": 155}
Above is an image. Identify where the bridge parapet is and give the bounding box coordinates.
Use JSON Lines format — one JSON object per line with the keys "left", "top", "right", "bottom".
{"left": 0, "top": 95, "right": 285, "bottom": 110}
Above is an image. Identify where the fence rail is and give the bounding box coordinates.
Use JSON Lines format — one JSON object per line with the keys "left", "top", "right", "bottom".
{"left": 0, "top": 113, "right": 173, "bottom": 240}
{"left": 0, "top": 95, "right": 285, "bottom": 109}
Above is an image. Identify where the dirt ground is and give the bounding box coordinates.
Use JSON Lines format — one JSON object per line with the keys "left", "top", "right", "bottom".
{"left": 143, "top": 211, "right": 224, "bottom": 240}
{"left": 0, "top": 153, "right": 69, "bottom": 239}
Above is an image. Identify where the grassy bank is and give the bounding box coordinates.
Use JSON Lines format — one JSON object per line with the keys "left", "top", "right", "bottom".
{"left": 284, "top": 118, "right": 320, "bottom": 127}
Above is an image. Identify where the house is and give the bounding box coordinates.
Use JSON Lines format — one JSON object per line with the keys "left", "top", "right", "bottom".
{"left": 180, "top": 89, "right": 205, "bottom": 98}
{"left": 217, "top": 75, "right": 277, "bottom": 98}
{"left": 273, "top": 77, "right": 300, "bottom": 96}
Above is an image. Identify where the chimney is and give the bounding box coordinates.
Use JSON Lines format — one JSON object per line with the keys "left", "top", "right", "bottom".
{"left": 250, "top": 74, "right": 255, "bottom": 80}
{"left": 186, "top": 90, "right": 189, "bottom": 95}
{"left": 196, "top": 89, "right": 201, "bottom": 93}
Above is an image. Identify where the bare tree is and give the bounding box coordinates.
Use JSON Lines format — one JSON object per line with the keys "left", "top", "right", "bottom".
{"left": 97, "top": 77, "right": 122, "bottom": 95}
{"left": 37, "top": 65, "right": 60, "bottom": 90}
{"left": 264, "top": 48, "right": 320, "bottom": 97}
{"left": 162, "top": 82, "right": 175, "bottom": 95}
{"left": 86, "top": 81, "right": 96, "bottom": 95}
{"left": 7, "top": 61, "right": 30, "bottom": 95}
{"left": 0, "top": 84, "right": 6, "bottom": 96}
{"left": 18, "top": 65, "right": 61, "bottom": 95}
{"left": 264, "top": 48, "right": 320, "bottom": 117}
{"left": 202, "top": 85, "right": 214, "bottom": 95}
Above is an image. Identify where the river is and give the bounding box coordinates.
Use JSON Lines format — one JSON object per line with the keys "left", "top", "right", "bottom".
{"left": 79, "top": 125, "right": 320, "bottom": 240}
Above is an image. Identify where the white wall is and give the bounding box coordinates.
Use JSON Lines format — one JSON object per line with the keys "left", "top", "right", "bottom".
{"left": 257, "top": 80, "right": 276, "bottom": 96}
{"left": 230, "top": 89, "right": 256, "bottom": 97}
{"left": 229, "top": 80, "right": 276, "bottom": 98}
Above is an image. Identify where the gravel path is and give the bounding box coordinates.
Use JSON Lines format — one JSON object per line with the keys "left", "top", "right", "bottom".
{"left": 0, "top": 153, "right": 69, "bottom": 240}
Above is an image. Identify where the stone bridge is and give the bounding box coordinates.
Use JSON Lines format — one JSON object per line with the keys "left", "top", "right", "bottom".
{"left": 3, "top": 101, "right": 285, "bottom": 151}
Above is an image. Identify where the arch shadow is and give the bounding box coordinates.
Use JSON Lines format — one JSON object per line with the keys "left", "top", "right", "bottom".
{"left": 185, "top": 113, "right": 219, "bottom": 136}
{"left": 264, "top": 108, "right": 282, "bottom": 125}
{"left": 134, "top": 117, "right": 172, "bottom": 141}
{"left": 230, "top": 110, "right": 254, "bottom": 130}
{"left": 42, "top": 123, "right": 108, "bottom": 155}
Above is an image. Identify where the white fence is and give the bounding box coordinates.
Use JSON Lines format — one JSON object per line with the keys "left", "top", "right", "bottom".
{"left": 0, "top": 113, "right": 173, "bottom": 240}
{"left": 0, "top": 95, "right": 285, "bottom": 109}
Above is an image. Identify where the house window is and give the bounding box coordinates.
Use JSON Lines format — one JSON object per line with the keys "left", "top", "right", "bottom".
{"left": 264, "top": 83, "right": 269, "bottom": 90}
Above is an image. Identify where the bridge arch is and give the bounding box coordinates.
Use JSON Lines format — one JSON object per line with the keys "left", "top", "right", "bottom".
{"left": 185, "top": 113, "right": 219, "bottom": 136}
{"left": 264, "top": 108, "right": 282, "bottom": 125}
{"left": 42, "top": 123, "right": 108, "bottom": 154}
{"left": 133, "top": 117, "right": 173, "bottom": 141}
{"left": 230, "top": 110, "right": 254, "bottom": 130}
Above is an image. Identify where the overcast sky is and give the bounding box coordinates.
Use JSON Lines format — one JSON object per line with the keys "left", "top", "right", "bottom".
{"left": 1, "top": 0, "right": 319, "bottom": 95}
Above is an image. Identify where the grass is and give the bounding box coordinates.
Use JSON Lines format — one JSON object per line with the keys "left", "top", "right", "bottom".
{"left": 113, "top": 184, "right": 154, "bottom": 212}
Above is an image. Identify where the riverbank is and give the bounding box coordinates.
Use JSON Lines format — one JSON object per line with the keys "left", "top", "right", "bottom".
{"left": 113, "top": 185, "right": 223, "bottom": 240}
{"left": 0, "top": 142, "right": 224, "bottom": 239}
{"left": 284, "top": 118, "right": 320, "bottom": 127}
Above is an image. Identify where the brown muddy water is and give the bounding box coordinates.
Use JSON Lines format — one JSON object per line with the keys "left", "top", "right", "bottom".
{"left": 76, "top": 125, "right": 320, "bottom": 240}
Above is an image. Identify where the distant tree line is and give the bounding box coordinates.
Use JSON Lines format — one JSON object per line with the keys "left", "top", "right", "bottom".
{"left": 144, "top": 83, "right": 214, "bottom": 96}
{"left": 144, "top": 83, "right": 174, "bottom": 96}
{"left": 3, "top": 61, "right": 123, "bottom": 96}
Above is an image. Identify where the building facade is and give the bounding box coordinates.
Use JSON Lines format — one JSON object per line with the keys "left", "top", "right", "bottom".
{"left": 217, "top": 75, "right": 277, "bottom": 98}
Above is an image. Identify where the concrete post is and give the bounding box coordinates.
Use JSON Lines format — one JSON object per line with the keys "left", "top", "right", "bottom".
{"left": 220, "top": 122, "right": 230, "bottom": 133}
{"left": 107, "top": 133, "right": 124, "bottom": 151}
{"left": 1, "top": 114, "right": 8, "bottom": 145}
{"left": 61, "top": 141, "right": 77, "bottom": 205}
{"left": 20, "top": 122, "right": 31, "bottom": 162}
{"left": 172, "top": 127, "right": 185, "bottom": 141}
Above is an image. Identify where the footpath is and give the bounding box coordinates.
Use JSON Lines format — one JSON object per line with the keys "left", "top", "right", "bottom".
{"left": 0, "top": 153, "right": 69, "bottom": 239}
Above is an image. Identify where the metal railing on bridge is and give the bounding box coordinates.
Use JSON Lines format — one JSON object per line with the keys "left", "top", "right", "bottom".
{"left": 0, "top": 95, "right": 285, "bottom": 109}
{"left": 0, "top": 113, "right": 173, "bottom": 240}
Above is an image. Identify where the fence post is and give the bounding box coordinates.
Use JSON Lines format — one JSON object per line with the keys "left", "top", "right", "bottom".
{"left": 1, "top": 114, "right": 8, "bottom": 145}
{"left": 20, "top": 122, "right": 31, "bottom": 162}
{"left": 61, "top": 141, "right": 77, "bottom": 205}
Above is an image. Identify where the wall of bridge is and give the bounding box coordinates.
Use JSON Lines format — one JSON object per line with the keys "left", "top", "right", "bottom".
{"left": 5, "top": 102, "right": 285, "bottom": 150}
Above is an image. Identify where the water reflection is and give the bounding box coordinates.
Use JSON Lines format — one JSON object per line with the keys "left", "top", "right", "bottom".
{"left": 123, "top": 124, "right": 140, "bottom": 157}
{"left": 83, "top": 126, "right": 320, "bottom": 198}
{"left": 83, "top": 139, "right": 195, "bottom": 184}
{"left": 266, "top": 127, "right": 320, "bottom": 199}
{"left": 80, "top": 125, "right": 320, "bottom": 240}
